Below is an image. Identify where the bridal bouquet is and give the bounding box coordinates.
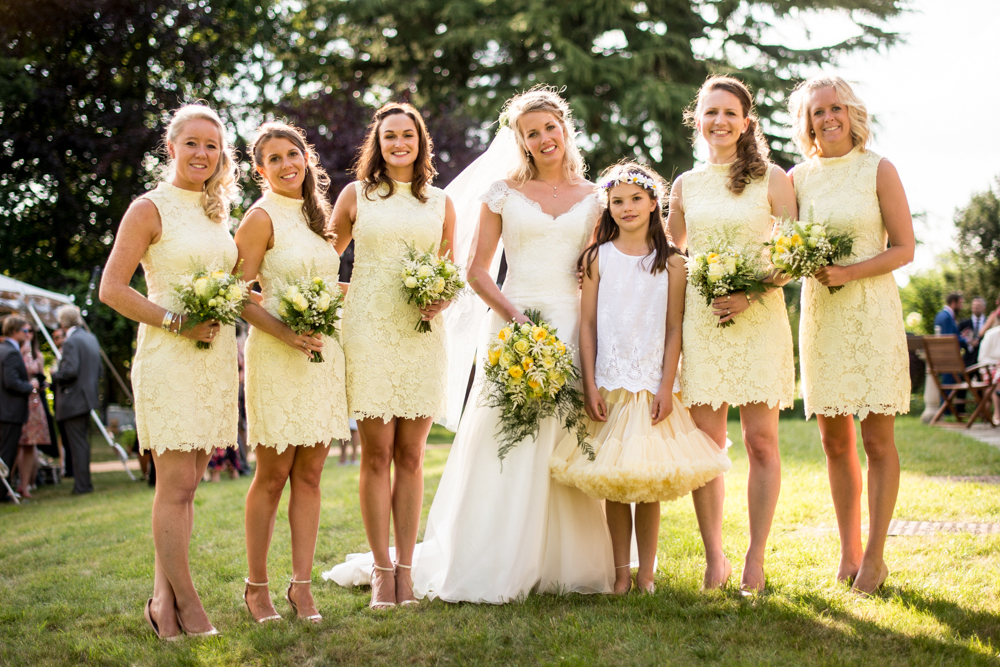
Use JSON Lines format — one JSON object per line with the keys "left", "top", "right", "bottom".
{"left": 173, "top": 263, "right": 248, "bottom": 349}
{"left": 687, "top": 240, "right": 768, "bottom": 328}
{"left": 481, "top": 309, "right": 593, "bottom": 464}
{"left": 400, "top": 242, "right": 466, "bottom": 333}
{"left": 277, "top": 276, "right": 344, "bottom": 363}
{"left": 765, "top": 207, "right": 854, "bottom": 294}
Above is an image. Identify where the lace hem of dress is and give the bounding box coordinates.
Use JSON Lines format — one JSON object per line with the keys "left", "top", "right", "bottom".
{"left": 682, "top": 395, "right": 792, "bottom": 411}
{"left": 352, "top": 409, "right": 438, "bottom": 423}
{"left": 805, "top": 403, "right": 910, "bottom": 421}
{"left": 140, "top": 442, "right": 225, "bottom": 456}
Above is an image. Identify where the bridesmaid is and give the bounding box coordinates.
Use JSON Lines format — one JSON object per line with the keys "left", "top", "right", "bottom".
{"left": 236, "top": 122, "right": 350, "bottom": 623}
{"left": 100, "top": 104, "right": 239, "bottom": 638}
{"left": 666, "top": 76, "right": 797, "bottom": 593}
{"left": 788, "top": 75, "right": 913, "bottom": 595}
{"left": 330, "top": 102, "right": 456, "bottom": 608}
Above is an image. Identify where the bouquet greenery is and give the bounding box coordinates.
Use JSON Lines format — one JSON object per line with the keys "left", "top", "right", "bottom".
{"left": 277, "top": 276, "right": 344, "bottom": 363}
{"left": 173, "top": 263, "right": 248, "bottom": 349}
{"left": 400, "top": 242, "right": 466, "bottom": 333}
{"left": 481, "top": 309, "right": 593, "bottom": 464}
{"left": 686, "top": 239, "right": 768, "bottom": 328}
{"left": 765, "top": 206, "right": 854, "bottom": 294}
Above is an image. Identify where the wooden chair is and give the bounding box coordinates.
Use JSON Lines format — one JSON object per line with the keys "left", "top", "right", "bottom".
{"left": 922, "top": 335, "right": 998, "bottom": 428}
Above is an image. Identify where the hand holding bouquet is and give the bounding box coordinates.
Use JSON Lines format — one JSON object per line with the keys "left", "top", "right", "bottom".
{"left": 765, "top": 206, "right": 854, "bottom": 293}
{"left": 277, "top": 276, "right": 344, "bottom": 362}
{"left": 687, "top": 242, "right": 768, "bottom": 328}
{"left": 400, "top": 242, "right": 466, "bottom": 333}
{"left": 481, "top": 309, "right": 593, "bottom": 463}
{"left": 173, "top": 263, "right": 249, "bottom": 349}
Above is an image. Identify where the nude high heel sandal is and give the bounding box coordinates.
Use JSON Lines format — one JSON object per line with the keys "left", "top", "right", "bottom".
{"left": 394, "top": 563, "right": 419, "bottom": 606}
{"left": 370, "top": 564, "right": 396, "bottom": 610}
{"left": 243, "top": 579, "right": 282, "bottom": 623}
{"left": 143, "top": 598, "right": 180, "bottom": 641}
{"left": 286, "top": 579, "right": 322, "bottom": 623}
{"left": 174, "top": 605, "right": 220, "bottom": 637}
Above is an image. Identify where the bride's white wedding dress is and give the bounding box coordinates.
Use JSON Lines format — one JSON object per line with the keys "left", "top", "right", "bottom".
{"left": 324, "top": 179, "right": 615, "bottom": 603}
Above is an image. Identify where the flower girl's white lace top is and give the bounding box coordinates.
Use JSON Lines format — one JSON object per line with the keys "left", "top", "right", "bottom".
{"left": 343, "top": 180, "right": 448, "bottom": 421}
{"left": 243, "top": 191, "right": 349, "bottom": 452}
{"left": 679, "top": 163, "right": 795, "bottom": 410}
{"left": 594, "top": 243, "right": 678, "bottom": 395}
{"left": 794, "top": 148, "right": 909, "bottom": 419}
{"left": 131, "top": 182, "right": 238, "bottom": 454}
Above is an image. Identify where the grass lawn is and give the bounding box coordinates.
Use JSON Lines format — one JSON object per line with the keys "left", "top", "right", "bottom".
{"left": 2, "top": 416, "right": 999, "bottom": 666}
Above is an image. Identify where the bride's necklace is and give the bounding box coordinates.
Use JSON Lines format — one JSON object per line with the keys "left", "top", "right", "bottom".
{"left": 537, "top": 177, "right": 565, "bottom": 198}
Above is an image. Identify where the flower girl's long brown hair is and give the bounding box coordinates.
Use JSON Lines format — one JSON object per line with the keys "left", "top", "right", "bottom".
{"left": 578, "top": 161, "right": 678, "bottom": 278}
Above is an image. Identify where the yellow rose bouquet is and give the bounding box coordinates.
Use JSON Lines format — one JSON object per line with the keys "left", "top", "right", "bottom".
{"left": 400, "top": 241, "right": 466, "bottom": 333}
{"left": 172, "top": 261, "right": 249, "bottom": 349}
{"left": 481, "top": 309, "right": 594, "bottom": 463}
{"left": 764, "top": 205, "right": 854, "bottom": 294}
{"left": 276, "top": 276, "right": 344, "bottom": 363}
{"left": 687, "top": 239, "right": 768, "bottom": 328}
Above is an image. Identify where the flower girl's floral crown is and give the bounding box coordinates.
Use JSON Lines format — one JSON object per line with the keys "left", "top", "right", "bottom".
{"left": 598, "top": 171, "right": 660, "bottom": 198}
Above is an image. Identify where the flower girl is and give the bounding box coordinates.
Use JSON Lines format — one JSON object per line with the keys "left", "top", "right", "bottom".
{"left": 550, "top": 162, "right": 732, "bottom": 594}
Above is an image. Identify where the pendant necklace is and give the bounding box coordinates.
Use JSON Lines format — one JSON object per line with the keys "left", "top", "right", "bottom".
{"left": 541, "top": 178, "right": 564, "bottom": 198}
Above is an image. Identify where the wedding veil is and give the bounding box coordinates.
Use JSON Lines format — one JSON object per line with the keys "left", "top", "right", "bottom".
{"left": 440, "top": 126, "right": 521, "bottom": 431}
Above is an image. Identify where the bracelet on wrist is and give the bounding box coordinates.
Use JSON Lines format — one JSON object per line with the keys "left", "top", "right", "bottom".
{"left": 161, "top": 311, "right": 175, "bottom": 331}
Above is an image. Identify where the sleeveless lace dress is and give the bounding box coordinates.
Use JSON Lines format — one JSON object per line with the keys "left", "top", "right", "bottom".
{"left": 794, "top": 148, "right": 909, "bottom": 419}
{"left": 679, "top": 163, "right": 795, "bottom": 409}
{"left": 243, "top": 191, "right": 350, "bottom": 452}
{"left": 132, "top": 182, "right": 239, "bottom": 455}
{"left": 549, "top": 243, "right": 731, "bottom": 503}
{"left": 325, "top": 181, "right": 615, "bottom": 602}
{"left": 342, "top": 181, "right": 447, "bottom": 422}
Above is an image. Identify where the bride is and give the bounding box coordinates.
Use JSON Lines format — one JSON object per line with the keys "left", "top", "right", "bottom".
{"left": 325, "top": 88, "right": 614, "bottom": 603}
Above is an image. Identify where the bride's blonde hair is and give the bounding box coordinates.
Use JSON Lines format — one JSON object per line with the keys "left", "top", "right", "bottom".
{"left": 501, "top": 87, "right": 586, "bottom": 186}
{"left": 161, "top": 104, "right": 239, "bottom": 223}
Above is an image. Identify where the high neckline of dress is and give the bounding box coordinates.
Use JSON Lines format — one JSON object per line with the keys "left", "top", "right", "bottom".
{"left": 702, "top": 161, "right": 733, "bottom": 173}
{"left": 262, "top": 190, "right": 305, "bottom": 208}
{"left": 817, "top": 145, "right": 862, "bottom": 165}
{"left": 392, "top": 179, "right": 412, "bottom": 189}
{"left": 159, "top": 181, "right": 204, "bottom": 203}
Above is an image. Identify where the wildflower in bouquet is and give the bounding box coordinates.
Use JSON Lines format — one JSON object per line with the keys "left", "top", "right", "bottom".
{"left": 686, "top": 240, "right": 768, "bottom": 328}
{"left": 276, "top": 276, "right": 344, "bottom": 363}
{"left": 765, "top": 205, "right": 855, "bottom": 294}
{"left": 173, "top": 261, "right": 249, "bottom": 349}
{"left": 480, "top": 308, "right": 594, "bottom": 463}
{"left": 400, "top": 241, "right": 466, "bottom": 333}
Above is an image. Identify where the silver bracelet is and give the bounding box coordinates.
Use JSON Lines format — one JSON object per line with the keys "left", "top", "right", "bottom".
{"left": 161, "top": 311, "right": 175, "bottom": 331}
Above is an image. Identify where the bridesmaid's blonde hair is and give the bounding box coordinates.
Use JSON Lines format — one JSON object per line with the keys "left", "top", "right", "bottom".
{"left": 162, "top": 104, "right": 239, "bottom": 223}
{"left": 789, "top": 75, "right": 872, "bottom": 159}
{"left": 501, "top": 86, "right": 586, "bottom": 186}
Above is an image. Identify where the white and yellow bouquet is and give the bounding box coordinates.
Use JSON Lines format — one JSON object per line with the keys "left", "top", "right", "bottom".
{"left": 277, "top": 276, "right": 344, "bottom": 363}
{"left": 400, "top": 242, "right": 466, "bottom": 333}
{"left": 173, "top": 262, "right": 248, "bottom": 349}
{"left": 765, "top": 206, "right": 854, "bottom": 294}
{"left": 480, "top": 309, "right": 593, "bottom": 463}
{"left": 687, "top": 240, "right": 768, "bottom": 328}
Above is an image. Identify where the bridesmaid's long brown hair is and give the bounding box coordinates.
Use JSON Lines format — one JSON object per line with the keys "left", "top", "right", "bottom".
{"left": 353, "top": 102, "right": 437, "bottom": 204}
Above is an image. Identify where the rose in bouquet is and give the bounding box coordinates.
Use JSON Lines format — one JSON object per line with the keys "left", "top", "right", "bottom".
{"left": 686, "top": 239, "right": 768, "bottom": 328}
{"left": 173, "top": 262, "right": 249, "bottom": 349}
{"left": 276, "top": 276, "right": 344, "bottom": 363}
{"left": 765, "top": 205, "right": 855, "bottom": 294}
{"left": 400, "top": 242, "right": 466, "bottom": 333}
{"left": 480, "top": 309, "right": 593, "bottom": 464}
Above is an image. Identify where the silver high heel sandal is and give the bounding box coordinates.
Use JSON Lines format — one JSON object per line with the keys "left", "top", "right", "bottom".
{"left": 243, "top": 579, "right": 282, "bottom": 623}
{"left": 286, "top": 579, "right": 322, "bottom": 623}
{"left": 394, "top": 563, "right": 419, "bottom": 606}
{"left": 370, "top": 564, "right": 396, "bottom": 610}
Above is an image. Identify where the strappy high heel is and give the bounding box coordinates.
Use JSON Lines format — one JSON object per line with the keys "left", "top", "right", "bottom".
{"left": 243, "top": 578, "right": 282, "bottom": 623}
{"left": 286, "top": 579, "right": 322, "bottom": 623}
{"left": 370, "top": 564, "right": 396, "bottom": 610}
{"left": 613, "top": 564, "right": 632, "bottom": 595}
{"left": 143, "top": 598, "right": 180, "bottom": 641}
{"left": 394, "top": 563, "right": 418, "bottom": 606}
{"left": 174, "top": 604, "right": 219, "bottom": 637}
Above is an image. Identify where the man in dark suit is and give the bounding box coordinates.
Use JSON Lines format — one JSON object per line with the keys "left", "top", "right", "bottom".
{"left": 1, "top": 316, "right": 38, "bottom": 496}
{"left": 959, "top": 296, "right": 988, "bottom": 366}
{"left": 50, "top": 306, "right": 102, "bottom": 495}
{"left": 934, "top": 292, "right": 964, "bottom": 337}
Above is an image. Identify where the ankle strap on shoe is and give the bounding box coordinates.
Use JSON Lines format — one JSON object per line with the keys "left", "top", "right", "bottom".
{"left": 394, "top": 563, "right": 412, "bottom": 570}
{"left": 615, "top": 564, "right": 631, "bottom": 569}
{"left": 289, "top": 579, "right": 312, "bottom": 585}
{"left": 372, "top": 564, "right": 394, "bottom": 572}
{"left": 245, "top": 578, "right": 270, "bottom": 586}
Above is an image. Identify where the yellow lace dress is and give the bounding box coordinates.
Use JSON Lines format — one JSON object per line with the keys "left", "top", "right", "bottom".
{"left": 342, "top": 181, "right": 448, "bottom": 422}
{"left": 131, "top": 182, "right": 239, "bottom": 455}
{"left": 679, "top": 163, "right": 795, "bottom": 409}
{"left": 243, "top": 191, "right": 350, "bottom": 452}
{"left": 794, "top": 148, "right": 910, "bottom": 419}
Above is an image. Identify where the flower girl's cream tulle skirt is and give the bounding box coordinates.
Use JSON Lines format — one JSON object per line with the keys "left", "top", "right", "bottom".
{"left": 550, "top": 388, "right": 731, "bottom": 504}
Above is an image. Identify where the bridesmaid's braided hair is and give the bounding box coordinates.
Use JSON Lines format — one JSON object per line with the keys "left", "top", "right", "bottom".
{"left": 684, "top": 76, "right": 770, "bottom": 195}
{"left": 250, "top": 122, "right": 334, "bottom": 242}
{"left": 579, "top": 161, "right": 678, "bottom": 278}
{"left": 353, "top": 102, "right": 437, "bottom": 204}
